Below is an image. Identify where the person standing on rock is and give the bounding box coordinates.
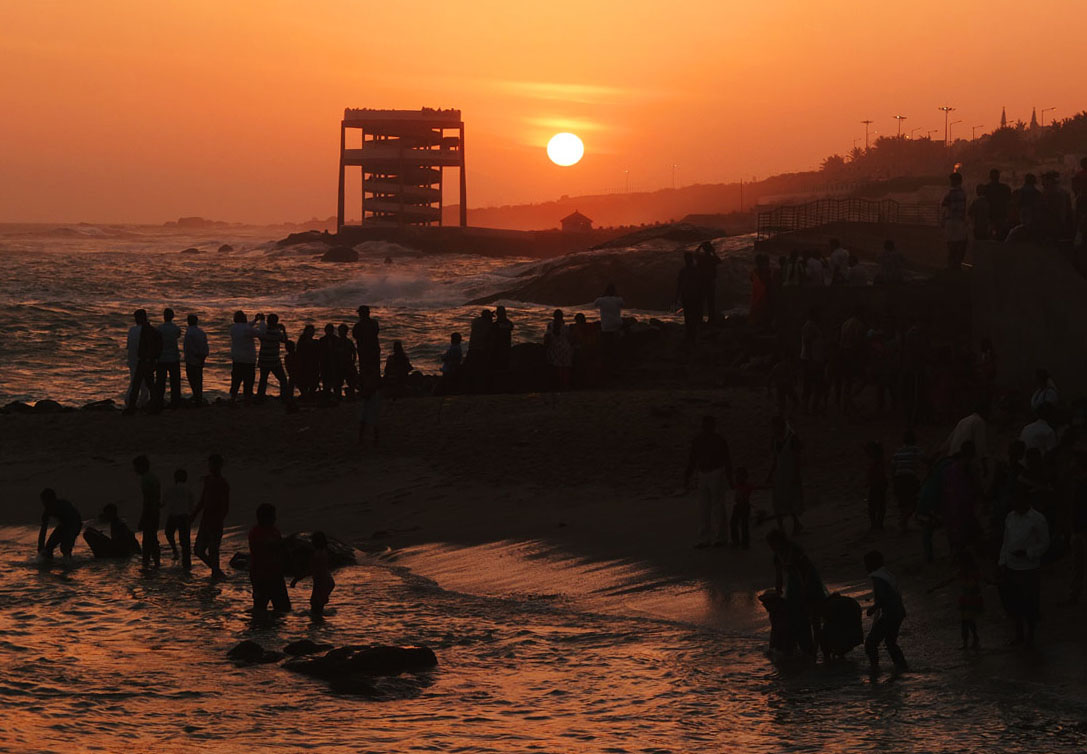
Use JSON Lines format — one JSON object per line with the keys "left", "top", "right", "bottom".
{"left": 183, "top": 314, "right": 209, "bottom": 406}
{"left": 290, "top": 531, "right": 335, "bottom": 618}
{"left": 594, "top": 284, "right": 624, "bottom": 377}
{"left": 155, "top": 308, "right": 183, "bottom": 409}
{"left": 696, "top": 242, "right": 721, "bottom": 324}
{"left": 249, "top": 503, "right": 291, "bottom": 613}
{"left": 228, "top": 311, "right": 260, "bottom": 404}
{"left": 255, "top": 313, "right": 289, "bottom": 404}
{"left": 125, "top": 310, "right": 149, "bottom": 410}
{"left": 335, "top": 323, "right": 358, "bottom": 398}
{"left": 132, "top": 455, "right": 162, "bottom": 570}
{"left": 684, "top": 415, "right": 734, "bottom": 548}
{"left": 124, "top": 309, "right": 162, "bottom": 416}
{"left": 318, "top": 323, "right": 341, "bottom": 401}
{"left": 192, "top": 453, "right": 229, "bottom": 579}
{"left": 37, "top": 488, "right": 82, "bottom": 562}
{"left": 676, "top": 253, "right": 703, "bottom": 343}
{"left": 353, "top": 305, "right": 381, "bottom": 388}
{"left": 466, "top": 309, "right": 494, "bottom": 393}
{"left": 490, "top": 306, "right": 514, "bottom": 390}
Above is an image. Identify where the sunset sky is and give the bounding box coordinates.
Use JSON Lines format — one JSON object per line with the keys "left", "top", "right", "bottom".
{"left": 3, "top": 0, "right": 1086, "bottom": 224}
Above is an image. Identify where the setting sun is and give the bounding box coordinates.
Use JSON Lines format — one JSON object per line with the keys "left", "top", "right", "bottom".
{"left": 546, "top": 132, "right": 584, "bottom": 167}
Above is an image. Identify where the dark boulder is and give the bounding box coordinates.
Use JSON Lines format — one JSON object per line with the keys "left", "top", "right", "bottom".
{"left": 227, "top": 640, "right": 284, "bottom": 666}
{"left": 33, "top": 400, "right": 67, "bottom": 413}
{"left": 282, "top": 532, "right": 356, "bottom": 577}
{"left": 283, "top": 645, "right": 437, "bottom": 681}
{"left": 2, "top": 401, "right": 33, "bottom": 414}
{"left": 179, "top": 247, "right": 202, "bottom": 255}
{"left": 278, "top": 229, "right": 330, "bottom": 247}
{"left": 320, "top": 245, "right": 359, "bottom": 263}
{"left": 81, "top": 399, "right": 117, "bottom": 411}
{"left": 283, "top": 639, "right": 334, "bottom": 657}
{"left": 820, "top": 594, "right": 863, "bottom": 659}
{"left": 218, "top": 244, "right": 234, "bottom": 252}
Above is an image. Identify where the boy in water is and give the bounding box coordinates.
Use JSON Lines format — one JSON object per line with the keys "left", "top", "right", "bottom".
{"left": 864, "top": 550, "right": 909, "bottom": 674}
{"left": 249, "top": 503, "right": 290, "bottom": 612}
{"left": 37, "top": 489, "right": 82, "bottom": 561}
{"left": 162, "top": 468, "right": 194, "bottom": 570}
{"left": 193, "top": 454, "right": 229, "bottom": 578}
{"left": 290, "top": 531, "right": 336, "bottom": 617}
{"left": 133, "top": 455, "right": 161, "bottom": 570}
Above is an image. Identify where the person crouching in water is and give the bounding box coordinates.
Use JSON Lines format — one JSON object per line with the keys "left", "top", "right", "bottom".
{"left": 37, "top": 488, "right": 82, "bottom": 562}
{"left": 249, "top": 503, "right": 291, "bottom": 612}
{"left": 83, "top": 503, "right": 140, "bottom": 559}
{"left": 864, "top": 550, "right": 909, "bottom": 675}
{"left": 290, "top": 531, "right": 335, "bottom": 618}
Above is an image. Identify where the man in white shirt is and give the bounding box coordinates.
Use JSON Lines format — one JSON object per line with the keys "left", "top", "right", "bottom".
{"left": 828, "top": 238, "right": 850, "bottom": 284}
{"left": 155, "top": 308, "right": 183, "bottom": 408}
{"left": 1019, "top": 416, "right": 1057, "bottom": 455}
{"left": 594, "top": 283, "right": 624, "bottom": 377}
{"left": 183, "top": 314, "right": 209, "bottom": 406}
{"left": 945, "top": 404, "right": 990, "bottom": 479}
{"left": 999, "top": 495, "right": 1050, "bottom": 645}
{"left": 229, "top": 310, "right": 259, "bottom": 403}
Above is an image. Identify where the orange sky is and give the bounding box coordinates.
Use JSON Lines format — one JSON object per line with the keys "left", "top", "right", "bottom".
{"left": 2, "top": 1, "right": 1086, "bottom": 224}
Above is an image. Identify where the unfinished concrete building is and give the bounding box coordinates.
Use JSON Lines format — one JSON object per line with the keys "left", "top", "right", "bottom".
{"left": 337, "top": 108, "right": 466, "bottom": 229}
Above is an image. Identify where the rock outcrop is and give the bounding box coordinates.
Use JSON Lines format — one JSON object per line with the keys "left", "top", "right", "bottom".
{"left": 320, "top": 245, "right": 359, "bottom": 263}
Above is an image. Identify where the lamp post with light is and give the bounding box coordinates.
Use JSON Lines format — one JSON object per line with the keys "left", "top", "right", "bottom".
{"left": 938, "top": 105, "right": 955, "bottom": 146}
{"left": 1041, "top": 107, "right": 1056, "bottom": 126}
{"left": 971, "top": 124, "right": 984, "bottom": 140}
{"left": 894, "top": 115, "right": 907, "bottom": 137}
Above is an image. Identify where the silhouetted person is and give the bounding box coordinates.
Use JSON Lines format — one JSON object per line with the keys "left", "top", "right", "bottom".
{"left": 766, "top": 529, "right": 826, "bottom": 657}
{"left": 296, "top": 324, "right": 320, "bottom": 399}
{"left": 154, "top": 308, "right": 183, "bottom": 408}
{"left": 490, "top": 306, "right": 514, "bottom": 389}
{"left": 353, "top": 305, "right": 380, "bottom": 385}
{"left": 384, "top": 340, "right": 413, "bottom": 398}
{"left": 544, "top": 309, "right": 572, "bottom": 391}
{"left": 357, "top": 364, "right": 382, "bottom": 448}
{"left": 467, "top": 309, "right": 494, "bottom": 392}
{"left": 336, "top": 323, "right": 358, "bottom": 398}
{"left": 290, "top": 531, "right": 335, "bottom": 618}
{"left": 133, "top": 455, "right": 161, "bottom": 569}
{"left": 730, "top": 467, "right": 759, "bottom": 548}
{"left": 1041, "top": 170, "right": 1074, "bottom": 243}
{"left": 676, "top": 252, "right": 702, "bottom": 342}
{"left": 163, "top": 467, "right": 193, "bottom": 570}
{"left": 249, "top": 503, "right": 290, "bottom": 612}
{"left": 229, "top": 310, "right": 259, "bottom": 404}
{"left": 193, "top": 453, "right": 229, "bottom": 578}
{"left": 83, "top": 503, "right": 141, "bottom": 559}
{"left": 256, "top": 313, "right": 288, "bottom": 403}
{"left": 968, "top": 185, "right": 992, "bottom": 241}
{"left": 594, "top": 284, "right": 623, "bottom": 375}
{"left": 828, "top": 238, "right": 850, "bottom": 284}
{"left": 1009, "top": 173, "right": 1042, "bottom": 241}
{"left": 999, "top": 488, "right": 1049, "bottom": 646}
{"left": 864, "top": 550, "right": 908, "bottom": 674}
{"left": 319, "top": 323, "right": 340, "bottom": 399}
{"left": 569, "top": 312, "right": 601, "bottom": 388}
{"left": 768, "top": 416, "right": 804, "bottom": 534}
{"left": 126, "top": 310, "right": 149, "bottom": 409}
{"left": 800, "top": 307, "right": 827, "bottom": 413}
{"left": 941, "top": 172, "right": 968, "bottom": 269}
{"left": 984, "top": 168, "right": 1012, "bottom": 240}
{"left": 696, "top": 241, "right": 721, "bottom": 323}
{"left": 684, "top": 415, "right": 733, "bottom": 547}
{"left": 183, "top": 314, "right": 208, "bottom": 406}
{"left": 124, "top": 309, "right": 162, "bottom": 415}
{"left": 37, "top": 488, "right": 82, "bottom": 561}
{"left": 438, "top": 332, "right": 463, "bottom": 395}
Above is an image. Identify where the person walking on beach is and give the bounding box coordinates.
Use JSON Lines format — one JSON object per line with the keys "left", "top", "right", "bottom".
{"left": 676, "top": 253, "right": 703, "bottom": 342}
{"left": 155, "top": 308, "right": 183, "bottom": 409}
{"left": 863, "top": 550, "right": 909, "bottom": 675}
{"left": 249, "top": 503, "right": 290, "bottom": 613}
{"left": 193, "top": 453, "right": 229, "bottom": 578}
{"left": 132, "top": 455, "right": 162, "bottom": 570}
{"left": 37, "top": 488, "right": 82, "bottom": 562}
{"left": 125, "top": 309, "right": 162, "bottom": 416}
{"left": 594, "top": 284, "right": 624, "bottom": 376}
{"left": 290, "top": 531, "right": 335, "bottom": 618}
{"left": 544, "top": 309, "right": 573, "bottom": 391}
{"left": 162, "top": 468, "right": 193, "bottom": 570}
{"left": 941, "top": 172, "right": 969, "bottom": 270}
{"left": 768, "top": 416, "right": 804, "bottom": 534}
{"left": 684, "top": 415, "right": 734, "bottom": 548}
{"left": 999, "top": 490, "right": 1049, "bottom": 646}
{"left": 696, "top": 242, "right": 721, "bottom": 324}
{"left": 255, "top": 313, "right": 288, "bottom": 403}
{"left": 353, "top": 305, "right": 381, "bottom": 385}
{"left": 229, "top": 311, "right": 259, "bottom": 404}
{"left": 183, "top": 314, "right": 209, "bottom": 406}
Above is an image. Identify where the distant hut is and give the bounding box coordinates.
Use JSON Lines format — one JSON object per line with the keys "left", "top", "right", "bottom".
{"left": 561, "top": 211, "right": 593, "bottom": 233}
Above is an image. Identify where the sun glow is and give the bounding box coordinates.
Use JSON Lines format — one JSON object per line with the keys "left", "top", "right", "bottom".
{"left": 546, "top": 132, "right": 584, "bottom": 166}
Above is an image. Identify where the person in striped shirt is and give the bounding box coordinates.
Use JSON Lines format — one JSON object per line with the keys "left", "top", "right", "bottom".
{"left": 890, "top": 430, "right": 924, "bottom": 531}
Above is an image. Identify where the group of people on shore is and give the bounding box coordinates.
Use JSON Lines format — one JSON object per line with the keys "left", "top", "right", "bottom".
{"left": 36, "top": 454, "right": 335, "bottom": 617}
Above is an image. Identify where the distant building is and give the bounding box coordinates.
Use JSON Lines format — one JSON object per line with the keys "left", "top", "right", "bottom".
{"left": 561, "top": 211, "right": 593, "bottom": 233}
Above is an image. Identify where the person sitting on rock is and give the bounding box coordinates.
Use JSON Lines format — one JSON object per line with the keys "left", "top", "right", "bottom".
{"left": 249, "top": 503, "right": 291, "bottom": 613}
{"left": 290, "top": 531, "right": 335, "bottom": 618}
{"left": 83, "top": 503, "right": 141, "bottom": 559}
{"left": 37, "top": 488, "right": 82, "bottom": 562}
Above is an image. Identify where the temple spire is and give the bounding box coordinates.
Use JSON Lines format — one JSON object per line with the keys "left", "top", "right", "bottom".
{"left": 1000, "top": 106, "right": 1007, "bottom": 129}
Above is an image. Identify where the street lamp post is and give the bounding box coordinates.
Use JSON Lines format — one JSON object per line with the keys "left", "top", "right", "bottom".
{"left": 926, "top": 129, "right": 939, "bottom": 140}
{"left": 909, "top": 127, "right": 921, "bottom": 140}
{"left": 860, "top": 119, "right": 874, "bottom": 151}
{"left": 971, "top": 124, "right": 984, "bottom": 140}
{"left": 671, "top": 163, "right": 677, "bottom": 190}
{"left": 894, "top": 114, "right": 907, "bottom": 136}
{"left": 949, "top": 119, "right": 963, "bottom": 143}
{"left": 1041, "top": 107, "right": 1056, "bottom": 126}
{"left": 938, "top": 105, "right": 955, "bottom": 146}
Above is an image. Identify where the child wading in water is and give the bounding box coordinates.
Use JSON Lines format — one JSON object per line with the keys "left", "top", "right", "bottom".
{"left": 929, "top": 550, "right": 985, "bottom": 649}
{"left": 291, "top": 531, "right": 336, "bottom": 617}
{"left": 864, "top": 550, "right": 909, "bottom": 675}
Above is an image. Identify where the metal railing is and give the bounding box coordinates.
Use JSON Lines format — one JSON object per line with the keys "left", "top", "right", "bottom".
{"left": 756, "top": 198, "right": 940, "bottom": 243}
